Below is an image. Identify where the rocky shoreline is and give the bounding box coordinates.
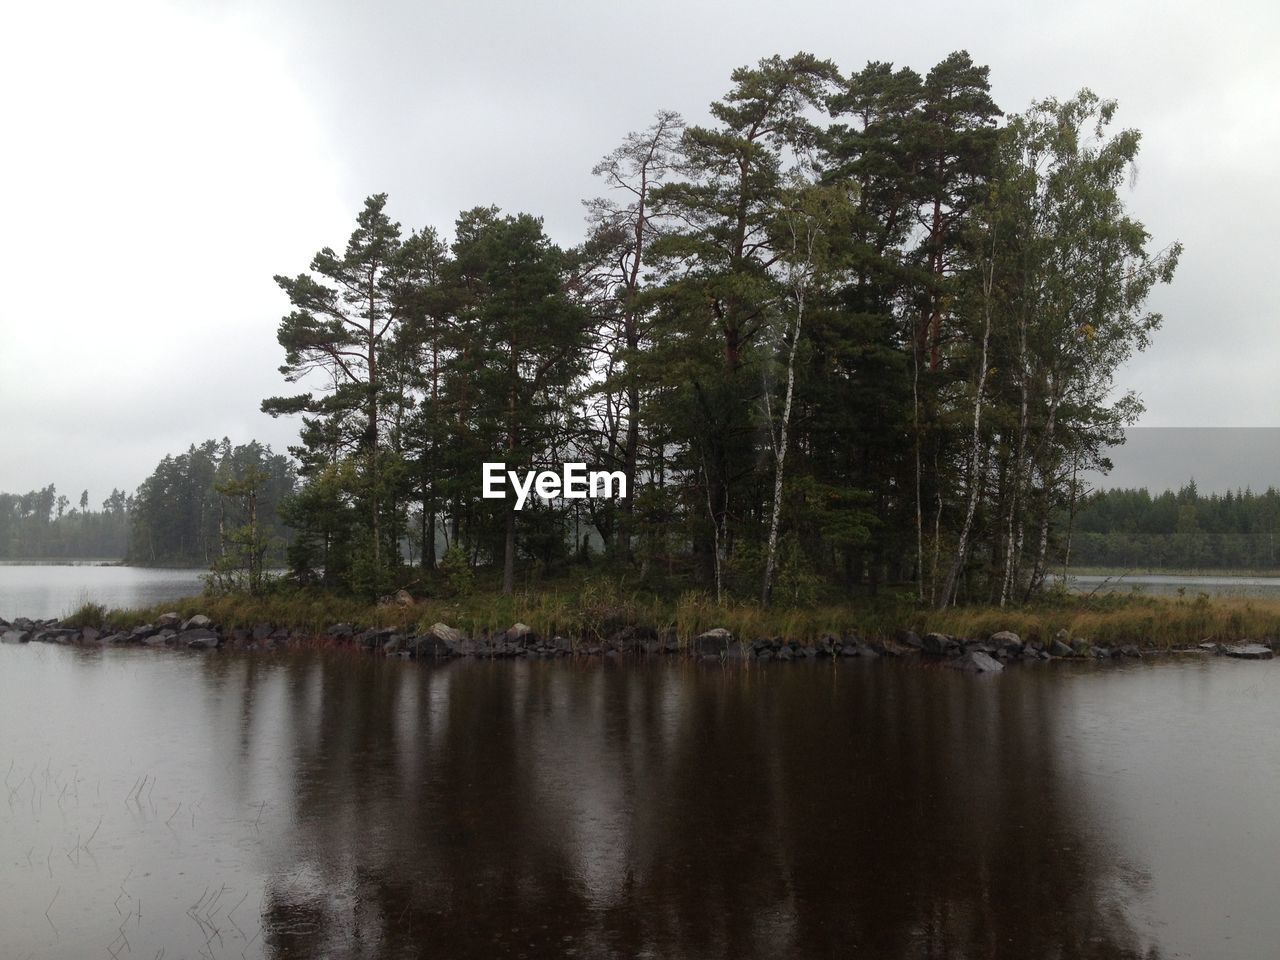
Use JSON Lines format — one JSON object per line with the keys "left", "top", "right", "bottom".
{"left": 1, "top": 613, "right": 1276, "bottom": 667}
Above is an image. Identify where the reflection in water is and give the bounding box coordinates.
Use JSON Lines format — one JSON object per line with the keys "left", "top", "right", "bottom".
{"left": 7, "top": 648, "right": 1280, "bottom": 958}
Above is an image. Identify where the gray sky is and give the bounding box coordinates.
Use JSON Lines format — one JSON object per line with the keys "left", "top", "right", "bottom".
{"left": 2, "top": 0, "right": 1276, "bottom": 504}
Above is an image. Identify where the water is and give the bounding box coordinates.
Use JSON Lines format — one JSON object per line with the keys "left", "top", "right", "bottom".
{"left": 1, "top": 647, "right": 1277, "bottom": 959}
{"left": 1056, "top": 572, "right": 1280, "bottom": 597}
{"left": 0, "top": 563, "right": 207, "bottom": 620}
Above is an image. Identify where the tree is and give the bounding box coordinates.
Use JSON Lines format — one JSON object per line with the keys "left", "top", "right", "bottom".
{"left": 443, "top": 208, "right": 590, "bottom": 594}
{"left": 761, "top": 176, "right": 852, "bottom": 605}
{"left": 582, "top": 109, "right": 684, "bottom": 560}
{"left": 264, "top": 194, "right": 424, "bottom": 581}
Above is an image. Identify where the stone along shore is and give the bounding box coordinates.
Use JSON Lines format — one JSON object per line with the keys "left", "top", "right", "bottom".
{"left": 2, "top": 614, "right": 1275, "bottom": 667}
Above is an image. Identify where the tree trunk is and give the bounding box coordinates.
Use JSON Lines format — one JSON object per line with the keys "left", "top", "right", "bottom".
{"left": 939, "top": 239, "right": 995, "bottom": 608}
{"left": 762, "top": 287, "right": 803, "bottom": 606}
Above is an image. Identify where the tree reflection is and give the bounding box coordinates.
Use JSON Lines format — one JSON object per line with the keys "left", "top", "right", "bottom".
{"left": 231, "top": 656, "right": 1160, "bottom": 959}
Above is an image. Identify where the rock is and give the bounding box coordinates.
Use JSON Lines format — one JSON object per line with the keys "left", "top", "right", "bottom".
{"left": 505, "top": 622, "right": 534, "bottom": 643}
{"left": 252, "top": 623, "right": 273, "bottom": 642}
{"left": 990, "top": 630, "right": 1023, "bottom": 654}
{"left": 377, "top": 589, "right": 416, "bottom": 608}
{"left": 898, "top": 630, "right": 924, "bottom": 650}
{"left": 990, "top": 629, "right": 1021, "bottom": 646}
{"left": 1119, "top": 644, "right": 1142, "bottom": 658}
{"left": 408, "top": 633, "right": 452, "bottom": 659}
{"left": 1049, "top": 639, "right": 1073, "bottom": 657}
{"left": 143, "top": 629, "right": 176, "bottom": 646}
{"left": 922, "top": 632, "right": 960, "bottom": 657}
{"left": 427, "top": 622, "right": 463, "bottom": 645}
{"left": 694, "top": 628, "right": 732, "bottom": 657}
{"left": 80, "top": 626, "right": 100, "bottom": 643}
{"left": 944, "top": 650, "right": 1004, "bottom": 673}
{"left": 382, "top": 634, "right": 404, "bottom": 654}
{"left": 130, "top": 623, "right": 157, "bottom": 640}
{"left": 156, "top": 612, "right": 182, "bottom": 628}
{"left": 1, "top": 629, "right": 30, "bottom": 644}
{"left": 776, "top": 645, "right": 793, "bottom": 661}
{"left": 1221, "top": 643, "right": 1274, "bottom": 660}
{"left": 180, "top": 628, "right": 221, "bottom": 649}
{"left": 181, "top": 615, "right": 212, "bottom": 631}
{"left": 326, "top": 623, "right": 355, "bottom": 639}
{"left": 1198, "top": 640, "right": 1219, "bottom": 652}
{"left": 867, "top": 637, "right": 914, "bottom": 657}
{"left": 357, "top": 628, "right": 393, "bottom": 649}
{"left": 1071, "top": 638, "right": 1092, "bottom": 656}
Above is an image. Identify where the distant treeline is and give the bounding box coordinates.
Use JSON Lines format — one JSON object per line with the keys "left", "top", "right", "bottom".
{"left": 1, "top": 439, "right": 296, "bottom": 566}
{"left": 0, "top": 487, "right": 130, "bottom": 559}
{"left": 1069, "top": 483, "right": 1280, "bottom": 570}
{"left": 128, "top": 439, "right": 296, "bottom": 566}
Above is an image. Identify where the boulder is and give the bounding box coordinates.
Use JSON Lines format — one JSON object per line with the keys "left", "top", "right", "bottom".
{"left": 181, "top": 615, "right": 212, "bottom": 631}
{"left": 990, "top": 630, "right": 1022, "bottom": 650}
{"left": 409, "top": 634, "right": 453, "bottom": 659}
{"left": 898, "top": 630, "right": 924, "bottom": 650}
{"left": 180, "top": 628, "right": 221, "bottom": 649}
{"left": 427, "top": 622, "right": 463, "bottom": 645}
{"left": 1, "top": 629, "right": 30, "bottom": 644}
{"left": 326, "top": 623, "right": 355, "bottom": 639}
{"left": 1119, "top": 644, "right": 1142, "bottom": 658}
{"left": 694, "top": 628, "right": 732, "bottom": 656}
{"left": 1071, "top": 638, "right": 1092, "bottom": 656}
{"left": 944, "top": 650, "right": 1004, "bottom": 673}
{"left": 1197, "top": 640, "right": 1219, "bottom": 652}
{"left": 1220, "top": 643, "right": 1273, "bottom": 660}
{"left": 80, "top": 626, "right": 100, "bottom": 643}
{"left": 156, "top": 612, "right": 182, "bottom": 629}
{"left": 377, "top": 589, "right": 416, "bottom": 608}
{"left": 922, "top": 632, "right": 960, "bottom": 657}
{"left": 143, "top": 629, "right": 176, "bottom": 646}
{"left": 505, "top": 622, "right": 534, "bottom": 643}
{"left": 1049, "top": 639, "right": 1074, "bottom": 657}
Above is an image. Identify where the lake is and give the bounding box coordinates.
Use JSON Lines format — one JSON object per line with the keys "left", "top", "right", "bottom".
{"left": 1, "top": 645, "right": 1277, "bottom": 959}
{"left": 0, "top": 562, "right": 207, "bottom": 620}
{"left": 1057, "top": 571, "right": 1280, "bottom": 598}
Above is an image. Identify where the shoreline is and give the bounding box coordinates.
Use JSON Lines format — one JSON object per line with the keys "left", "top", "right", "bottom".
{"left": 3, "top": 602, "right": 1276, "bottom": 667}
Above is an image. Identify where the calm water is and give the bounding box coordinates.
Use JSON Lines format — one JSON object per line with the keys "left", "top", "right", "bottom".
{"left": 0, "top": 563, "right": 206, "bottom": 620}
{"left": 1057, "top": 572, "right": 1280, "bottom": 598}
{"left": 1, "top": 647, "right": 1277, "bottom": 959}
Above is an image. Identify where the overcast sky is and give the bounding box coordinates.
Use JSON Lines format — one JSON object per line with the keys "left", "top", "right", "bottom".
{"left": 1, "top": 0, "right": 1276, "bottom": 503}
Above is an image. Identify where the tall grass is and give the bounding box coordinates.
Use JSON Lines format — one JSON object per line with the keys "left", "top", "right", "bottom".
{"left": 52, "top": 577, "right": 1280, "bottom": 648}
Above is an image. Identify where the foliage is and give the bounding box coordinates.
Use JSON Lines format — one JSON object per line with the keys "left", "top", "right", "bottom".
{"left": 248, "top": 51, "right": 1178, "bottom": 609}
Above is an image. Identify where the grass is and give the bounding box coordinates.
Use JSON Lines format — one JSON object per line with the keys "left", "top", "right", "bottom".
{"left": 50, "top": 575, "right": 1280, "bottom": 650}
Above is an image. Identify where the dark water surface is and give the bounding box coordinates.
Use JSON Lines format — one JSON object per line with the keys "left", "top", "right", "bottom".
{"left": 2, "top": 646, "right": 1278, "bottom": 959}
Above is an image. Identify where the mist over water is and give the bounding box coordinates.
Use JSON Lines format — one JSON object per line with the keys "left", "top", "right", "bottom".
{"left": 0, "top": 563, "right": 206, "bottom": 620}
{"left": 2, "top": 646, "right": 1278, "bottom": 959}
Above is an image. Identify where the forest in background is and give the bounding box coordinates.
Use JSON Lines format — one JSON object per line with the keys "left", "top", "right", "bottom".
{"left": 0, "top": 440, "right": 295, "bottom": 567}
